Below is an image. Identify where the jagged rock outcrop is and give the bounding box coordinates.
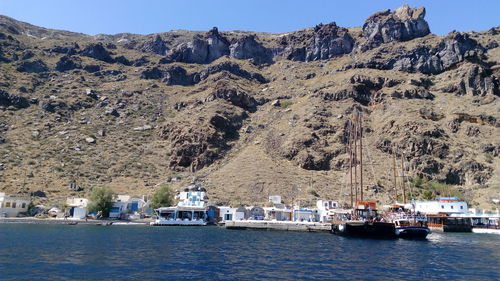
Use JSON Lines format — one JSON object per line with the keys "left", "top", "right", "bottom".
{"left": 388, "top": 31, "right": 483, "bottom": 74}
{"left": 159, "top": 104, "right": 246, "bottom": 171}
{"left": 204, "top": 86, "right": 257, "bottom": 111}
{"left": 285, "top": 22, "right": 354, "bottom": 61}
{"left": 16, "top": 59, "right": 48, "bottom": 73}
{"left": 198, "top": 61, "right": 267, "bottom": 83}
{"left": 166, "top": 27, "right": 229, "bottom": 64}
{"left": 361, "top": 4, "right": 430, "bottom": 50}
{"left": 445, "top": 160, "right": 493, "bottom": 185}
{"left": 229, "top": 35, "right": 272, "bottom": 64}
{"left": 457, "top": 65, "right": 499, "bottom": 96}
{"left": 55, "top": 55, "right": 82, "bottom": 72}
{"left": 80, "top": 43, "right": 114, "bottom": 63}
{"left": 163, "top": 66, "right": 196, "bottom": 86}
{"left": 139, "top": 35, "right": 168, "bottom": 55}
{"left": 0, "top": 90, "right": 30, "bottom": 109}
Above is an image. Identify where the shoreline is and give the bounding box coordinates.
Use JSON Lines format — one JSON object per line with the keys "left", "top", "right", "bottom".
{"left": 0, "top": 217, "right": 150, "bottom": 225}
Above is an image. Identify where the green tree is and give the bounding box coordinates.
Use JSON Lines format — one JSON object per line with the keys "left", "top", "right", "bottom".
{"left": 151, "top": 185, "right": 175, "bottom": 209}
{"left": 88, "top": 186, "right": 115, "bottom": 218}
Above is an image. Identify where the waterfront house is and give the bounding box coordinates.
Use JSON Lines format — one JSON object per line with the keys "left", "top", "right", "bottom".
{"left": 316, "top": 200, "right": 340, "bottom": 222}
{"left": 218, "top": 206, "right": 237, "bottom": 221}
{"left": 293, "top": 208, "right": 320, "bottom": 222}
{"left": 109, "top": 195, "right": 149, "bottom": 219}
{"left": 234, "top": 206, "right": 249, "bottom": 220}
{"left": 66, "top": 197, "right": 88, "bottom": 219}
{"left": 263, "top": 206, "right": 293, "bottom": 221}
{"left": 0, "top": 193, "right": 30, "bottom": 217}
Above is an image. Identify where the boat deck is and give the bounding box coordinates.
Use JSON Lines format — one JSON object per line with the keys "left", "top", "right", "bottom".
{"left": 224, "top": 220, "right": 332, "bottom": 232}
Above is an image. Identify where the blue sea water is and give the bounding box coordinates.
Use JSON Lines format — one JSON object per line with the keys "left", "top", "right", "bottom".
{"left": 0, "top": 224, "right": 499, "bottom": 281}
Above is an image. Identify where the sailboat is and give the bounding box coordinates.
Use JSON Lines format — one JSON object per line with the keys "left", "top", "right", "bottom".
{"left": 331, "top": 111, "right": 397, "bottom": 239}
{"left": 384, "top": 150, "right": 431, "bottom": 239}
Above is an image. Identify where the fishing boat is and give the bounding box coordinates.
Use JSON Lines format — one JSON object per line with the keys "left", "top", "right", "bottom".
{"left": 384, "top": 203, "right": 431, "bottom": 239}
{"left": 150, "top": 184, "right": 208, "bottom": 226}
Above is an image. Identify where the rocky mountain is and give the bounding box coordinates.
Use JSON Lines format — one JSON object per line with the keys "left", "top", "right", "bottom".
{"left": 0, "top": 5, "right": 498, "bottom": 209}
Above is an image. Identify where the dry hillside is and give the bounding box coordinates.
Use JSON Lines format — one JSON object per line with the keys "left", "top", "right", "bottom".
{"left": 0, "top": 5, "right": 498, "bottom": 209}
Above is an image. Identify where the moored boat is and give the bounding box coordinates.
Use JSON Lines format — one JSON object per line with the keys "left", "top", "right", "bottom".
{"left": 332, "top": 201, "right": 397, "bottom": 239}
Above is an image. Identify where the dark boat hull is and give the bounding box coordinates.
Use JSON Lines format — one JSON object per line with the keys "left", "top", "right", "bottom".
{"left": 396, "top": 226, "right": 431, "bottom": 239}
{"left": 332, "top": 221, "right": 397, "bottom": 239}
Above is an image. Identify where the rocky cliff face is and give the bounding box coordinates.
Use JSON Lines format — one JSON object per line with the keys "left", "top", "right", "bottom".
{"left": 0, "top": 5, "right": 498, "bottom": 208}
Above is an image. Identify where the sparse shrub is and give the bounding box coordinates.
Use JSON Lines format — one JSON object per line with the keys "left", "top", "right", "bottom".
{"left": 280, "top": 100, "right": 293, "bottom": 108}
{"left": 150, "top": 185, "right": 174, "bottom": 209}
{"left": 88, "top": 186, "right": 115, "bottom": 218}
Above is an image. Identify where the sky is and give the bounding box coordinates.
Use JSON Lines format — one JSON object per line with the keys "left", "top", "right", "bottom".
{"left": 0, "top": 0, "right": 499, "bottom": 36}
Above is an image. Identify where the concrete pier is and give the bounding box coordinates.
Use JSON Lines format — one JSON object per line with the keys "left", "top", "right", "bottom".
{"left": 224, "top": 220, "right": 332, "bottom": 232}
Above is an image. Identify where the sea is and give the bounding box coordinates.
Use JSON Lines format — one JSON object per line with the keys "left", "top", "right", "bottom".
{"left": 0, "top": 224, "right": 499, "bottom": 281}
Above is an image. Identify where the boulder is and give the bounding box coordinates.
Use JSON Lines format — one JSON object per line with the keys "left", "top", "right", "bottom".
{"left": 55, "top": 55, "right": 82, "bottom": 72}
{"left": 80, "top": 43, "right": 114, "bottom": 63}
{"left": 0, "top": 90, "right": 30, "bottom": 109}
{"left": 16, "top": 59, "right": 48, "bottom": 73}
{"left": 163, "top": 65, "right": 196, "bottom": 86}
{"left": 361, "top": 4, "right": 430, "bottom": 50}
{"left": 204, "top": 87, "right": 257, "bottom": 111}
{"left": 85, "top": 137, "right": 96, "bottom": 144}
{"left": 83, "top": 64, "right": 101, "bottom": 73}
{"left": 229, "top": 35, "right": 272, "bottom": 64}
{"left": 114, "top": 55, "right": 131, "bottom": 66}
{"left": 139, "top": 35, "right": 168, "bottom": 55}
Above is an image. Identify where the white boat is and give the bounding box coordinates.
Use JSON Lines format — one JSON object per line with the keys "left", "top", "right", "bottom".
{"left": 150, "top": 184, "right": 208, "bottom": 226}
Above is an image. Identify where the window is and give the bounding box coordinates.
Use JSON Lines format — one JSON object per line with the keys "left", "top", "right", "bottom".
{"left": 12, "top": 202, "right": 16, "bottom": 208}
{"left": 441, "top": 205, "right": 444, "bottom": 209}
{"left": 451, "top": 206, "right": 454, "bottom": 209}
{"left": 6, "top": 202, "right": 11, "bottom": 208}
{"left": 460, "top": 206, "right": 463, "bottom": 210}
{"left": 22, "top": 203, "right": 26, "bottom": 209}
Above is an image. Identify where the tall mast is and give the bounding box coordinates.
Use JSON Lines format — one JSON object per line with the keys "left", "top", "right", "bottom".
{"left": 353, "top": 115, "right": 358, "bottom": 204}
{"left": 392, "top": 148, "right": 397, "bottom": 202}
{"left": 401, "top": 154, "right": 406, "bottom": 204}
{"left": 359, "top": 112, "right": 363, "bottom": 202}
{"left": 349, "top": 120, "right": 353, "bottom": 208}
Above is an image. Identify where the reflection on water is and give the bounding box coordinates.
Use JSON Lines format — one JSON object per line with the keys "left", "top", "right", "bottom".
{"left": 0, "top": 225, "right": 499, "bottom": 280}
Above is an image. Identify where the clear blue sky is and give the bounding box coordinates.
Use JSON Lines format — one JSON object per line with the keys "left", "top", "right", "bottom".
{"left": 0, "top": 0, "right": 498, "bottom": 36}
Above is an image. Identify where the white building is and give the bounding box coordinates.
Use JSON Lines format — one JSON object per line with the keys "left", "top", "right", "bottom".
{"left": 108, "top": 195, "right": 149, "bottom": 219}
{"left": 0, "top": 193, "right": 30, "bottom": 217}
{"left": 293, "top": 208, "right": 319, "bottom": 222}
{"left": 316, "top": 200, "right": 340, "bottom": 222}
{"left": 218, "top": 206, "right": 237, "bottom": 221}
{"left": 268, "top": 195, "right": 282, "bottom": 205}
{"left": 415, "top": 197, "right": 468, "bottom": 215}
{"left": 263, "top": 206, "right": 292, "bottom": 221}
{"left": 66, "top": 197, "right": 88, "bottom": 219}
